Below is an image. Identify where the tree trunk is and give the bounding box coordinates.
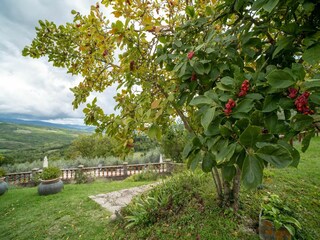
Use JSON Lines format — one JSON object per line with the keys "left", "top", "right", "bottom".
{"left": 223, "top": 180, "right": 231, "bottom": 208}
{"left": 231, "top": 166, "right": 241, "bottom": 212}
{"left": 210, "top": 166, "right": 242, "bottom": 212}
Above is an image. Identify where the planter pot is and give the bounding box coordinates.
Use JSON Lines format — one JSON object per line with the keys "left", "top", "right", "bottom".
{"left": 38, "top": 178, "right": 63, "bottom": 196}
{"left": 259, "top": 212, "right": 292, "bottom": 240}
{"left": 0, "top": 177, "right": 8, "bottom": 196}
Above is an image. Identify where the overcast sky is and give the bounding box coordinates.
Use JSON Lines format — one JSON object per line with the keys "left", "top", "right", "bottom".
{"left": 0, "top": 0, "right": 117, "bottom": 125}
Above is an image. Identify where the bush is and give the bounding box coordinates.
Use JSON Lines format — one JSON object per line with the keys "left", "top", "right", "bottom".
{"left": 121, "top": 171, "right": 207, "bottom": 228}
{"left": 41, "top": 166, "right": 61, "bottom": 180}
{"left": 125, "top": 169, "right": 159, "bottom": 182}
{"left": 74, "top": 169, "right": 89, "bottom": 184}
{"left": 31, "top": 172, "right": 41, "bottom": 185}
{"left": 0, "top": 167, "right": 6, "bottom": 177}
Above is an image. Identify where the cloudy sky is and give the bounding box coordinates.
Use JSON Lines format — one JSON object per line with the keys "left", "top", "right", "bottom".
{"left": 0, "top": 0, "right": 117, "bottom": 125}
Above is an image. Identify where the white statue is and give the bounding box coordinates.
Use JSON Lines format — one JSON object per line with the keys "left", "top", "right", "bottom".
{"left": 159, "top": 154, "right": 163, "bottom": 163}
{"left": 43, "top": 156, "right": 48, "bottom": 168}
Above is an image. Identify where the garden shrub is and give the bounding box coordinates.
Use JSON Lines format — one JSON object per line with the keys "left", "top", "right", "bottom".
{"left": 74, "top": 169, "right": 89, "bottom": 184}
{"left": 40, "top": 166, "right": 61, "bottom": 180}
{"left": 121, "top": 171, "right": 208, "bottom": 228}
{"left": 0, "top": 167, "right": 6, "bottom": 177}
{"left": 125, "top": 169, "right": 159, "bottom": 182}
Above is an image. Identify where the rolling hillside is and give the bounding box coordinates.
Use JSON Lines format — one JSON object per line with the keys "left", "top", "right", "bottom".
{"left": 0, "top": 122, "right": 84, "bottom": 163}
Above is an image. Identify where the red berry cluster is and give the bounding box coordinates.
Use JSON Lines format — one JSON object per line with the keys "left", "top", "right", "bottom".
{"left": 238, "top": 80, "right": 250, "bottom": 97}
{"left": 187, "top": 51, "right": 194, "bottom": 60}
{"left": 294, "top": 91, "right": 314, "bottom": 115}
{"left": 288, "top": 88, "right": 298, "bottom": 99}
{"left": 224, "top": 99, "right": 236, "bottom": 116}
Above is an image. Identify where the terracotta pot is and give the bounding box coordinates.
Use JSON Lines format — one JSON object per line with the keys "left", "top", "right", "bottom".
{"left": 0, "top": 177, "right": 8, "bottom": 196}
{"left": 38, "top": 178, "right": 64, "bottom": 196}
{"left": 259, "top": 212, "right": 292, "bottom": 240}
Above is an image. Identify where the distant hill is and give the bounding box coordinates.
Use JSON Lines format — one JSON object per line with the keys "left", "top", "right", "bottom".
{"left": 0, "top": 116, "right": 94, "bottom": 132}
{"left": 0, "top": 121, "right": 88, "bottom": 163}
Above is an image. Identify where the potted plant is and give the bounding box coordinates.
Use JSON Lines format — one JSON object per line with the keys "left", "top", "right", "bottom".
{"left": 38, "top": 166, "right": 63, "bottom": 196}
{"left": 259, "top": 194, "right": 301, "bottom": 240}
{"left": 0, "top": 167, "right": 8, "bottom": 196}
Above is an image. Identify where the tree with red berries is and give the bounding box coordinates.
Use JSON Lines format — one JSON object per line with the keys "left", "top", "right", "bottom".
{"left": 23, "top": 0, "right": 320, "bottom": 210}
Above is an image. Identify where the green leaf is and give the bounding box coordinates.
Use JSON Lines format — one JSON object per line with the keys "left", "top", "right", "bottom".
{"left": 256, "top": 144, "right": 293, "bottom": 168}
{"left": 302, "top": 129, "right": 315, "bottom": 152}
{"left": 239, "top": 125, "right": 262, "bottom": 147}
{"left": 188, "top": 151, "right": 202, "bottom": 171}
{"left": 185, "top": 6, "right": 195, "bottom": 18}
{"left": 201, "top": 107, "right": 216, "bottom": 130}
{"left": 266, "top": 70, "right": 295, "bottom": 89}
{"left": 202, "top": 152, "right": 215, "bottom": 172}
{"left": 310, "top": 93, "right": 320, "bottom": 105}
{"left": 155, "top": 54, "right": 167, "bottom": 64}
{"left": 242, "top": 155, "right": 264, "bottom": 189}
{"left": 262, "top": 95, "right": 279, "bottom": 112}
{"left": 205, "top": 118, "right": 221, "bottom": 136}
{"left": 245, "top": 93, "right": 263, "bottom": 100}
{"left": 279, "top": 98, "right": 294, "bottom": 109}
{"left": 182, "top": 140, "right": 194, "bottom": 159}
{"left": 220, "top": 76, "right": 234, "bottom": 86}
{"left": 174, "top": 40, "right": 182, "bottom": 48}
{"left": 283, "top": 224, "right": 295, "bottom": 237}
{"left": 216, "top": 143, "right": 236, "bottom": 164}
{"left": 264, "top": 113, "right": 278, "bottom": 133}
{"left": 222, "top": 165, "right": 236, "bottom": 182}
{"left": 252, "top": 0, "right": 268, "bottom": 10}
{"left": 235, "top": 118, "right": 250, "bottom": 131}
{"left": 219, "top": 124, "right": 232, "bottom": 138}
{"left": 193, "top": 62, "right": 205, "bottom": 75}
{"left": 148, "top": 124, "right": 161, "bottom": 140}
{"left": 234, "top": 99, "right": 255, "bottom": 113}
{"left": 302, "top": 44, "right": 320, "bottom": 65}
{"left": 115, "top": 20, "right": 124, "bottom": 30}
{"left": 262, "top": 0, "right": 279, "bottom": 12}
{"left": 207, "top": 136, "right": 221, "bottom": 150}
{"left": 251, "top": 110, "right": 264, "bottom": 126}
{"left": 291, "top": 63, "right": 305, "bottom": 81}
{"left": 272, "top": 36, "right": 293, "bottom": 58}
{"left": 190, "top": 95, "right": 214, "bottom": 106}
{"left": 278, "top": 141, "right": 300, "bottom": 167}
{"left": 291, "top": 114, "right": 314, "bottom": 131}
{"left": 302, "top": 79, "right": 320, "bottom": 90}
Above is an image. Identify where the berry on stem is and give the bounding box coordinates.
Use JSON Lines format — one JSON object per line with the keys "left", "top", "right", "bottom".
{"left": 224, "top": 98, "right": 236, "bottom": 116}
{"left": 288, "top": 88, "right": 298, "bottom": 99}
{"left": 294, "top": 91, "right": 314, "bottom": 115}
{"left": 238, "top": 80, "right": 250, "bottom": 97}
{"left": 187, "top": 51, "right": 194, "bottom": 60}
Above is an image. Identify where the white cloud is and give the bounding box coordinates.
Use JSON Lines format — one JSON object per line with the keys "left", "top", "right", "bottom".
{"left": 0, "top": 0, "right": 117, "bottom": 123}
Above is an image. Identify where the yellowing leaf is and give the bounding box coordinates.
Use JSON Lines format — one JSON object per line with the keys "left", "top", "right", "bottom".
{"left": 151, "top": 99, "right": 161, "bottom": 109}
{"left": 113, "top": 11, "right": 122, "bottom": 18}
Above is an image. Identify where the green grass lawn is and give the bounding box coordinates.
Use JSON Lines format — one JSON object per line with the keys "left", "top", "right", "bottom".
{"left": 0, "top": 180, "right": 152, "bottom": 240}
{"left": 0, "top": 138, "right": 320, "bottom": 239}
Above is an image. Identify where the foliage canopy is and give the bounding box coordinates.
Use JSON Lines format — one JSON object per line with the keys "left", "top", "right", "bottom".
{"left": 23, "top": 0, "right": 320, "bottom": 208}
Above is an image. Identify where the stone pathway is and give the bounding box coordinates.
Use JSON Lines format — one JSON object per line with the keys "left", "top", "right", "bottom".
{"left": 89, "top": 183, "right": 159, "bottom": 220}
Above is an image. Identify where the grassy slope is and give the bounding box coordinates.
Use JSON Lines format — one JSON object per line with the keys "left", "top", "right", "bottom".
{"left": 0, "top": 138, "right": 319, "bottom": 239}
{"left": 108, "top": 138, "right": 320, "bottom": 240}
{"left": 0, "top": 122, "right": 80, "bottom": 162}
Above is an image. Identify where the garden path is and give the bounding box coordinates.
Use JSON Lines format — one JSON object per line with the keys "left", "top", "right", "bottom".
{"left": 89, "top": 183, "right": 159, "bottom": 220}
